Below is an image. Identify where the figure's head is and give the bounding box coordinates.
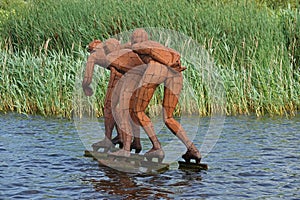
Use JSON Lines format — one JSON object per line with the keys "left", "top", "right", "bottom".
{"left": 103, "top": 38, "right": 120, "bottom": 54}
{"left": 87, "top": 40, "right": 101, "bottom": 53}
{"left": 131, "top": 28, "right": 148, "bottom": 44}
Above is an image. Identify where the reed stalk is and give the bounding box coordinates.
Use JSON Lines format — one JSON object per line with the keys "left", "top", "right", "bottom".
{"left": 0, "top": 0, "right": 299, "bottom": 118}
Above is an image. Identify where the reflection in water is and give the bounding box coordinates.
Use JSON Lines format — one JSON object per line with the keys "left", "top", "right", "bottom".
{"left": 83, "top": 165, "right": 206, "bottom": 199}
{"left": 83, "top": 166, "right": 175, "bottom": 199}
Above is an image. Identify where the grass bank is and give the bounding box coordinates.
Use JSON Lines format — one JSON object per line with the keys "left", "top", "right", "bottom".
{"left": 0, "top": 0, "right": 299, "bottom": 118}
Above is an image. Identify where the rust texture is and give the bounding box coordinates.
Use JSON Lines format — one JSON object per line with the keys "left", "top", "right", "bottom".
{"left": 82, "top": 28, "right": 201, "bottom": 163}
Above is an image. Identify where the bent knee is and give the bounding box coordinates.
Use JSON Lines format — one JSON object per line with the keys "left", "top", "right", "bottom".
{"left": 164, "top": 117, "right": 180, "bottom": 133}
{"left": 164, "top": 117, "right": 175, "bottom": 126}
{"left": 104, "top": 107, "right": 112, "bottom": 116}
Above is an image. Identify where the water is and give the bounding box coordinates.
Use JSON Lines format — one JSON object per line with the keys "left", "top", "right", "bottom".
{"left": 0, "top": 113, "right": 299, "bottom": 199}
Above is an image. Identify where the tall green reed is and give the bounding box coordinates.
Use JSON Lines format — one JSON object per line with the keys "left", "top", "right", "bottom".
{"left": 0, "top": 47, "right": 85, "bottom": 118}
{"left": 0, "top": 0, "right": 299, "bottom": 117}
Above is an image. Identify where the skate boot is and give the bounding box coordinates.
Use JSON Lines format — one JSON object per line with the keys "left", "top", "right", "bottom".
{"left": 130, "top": 138, "right": 142, "bottom": 154}
{"left": 182, "top": 143, "right": 201, "bottom": 164}
{"left": 92, "top": 138, "right": 113, "bottom": 152}
{"left": 145, "top": 148, "right": 165, "bottom": 163}
{"left": 111, "top": 135, "right": 123, "bottom": 149}
{"left": 108, "top": 149, "right": 131, "bottom": 157}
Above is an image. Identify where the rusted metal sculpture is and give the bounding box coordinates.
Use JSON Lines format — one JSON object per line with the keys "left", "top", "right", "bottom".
{"left": 82, "top": 28, "right": 201, "bottom": 164}
{"left": 82, "top": 38, "right": 142, "bottom": 153}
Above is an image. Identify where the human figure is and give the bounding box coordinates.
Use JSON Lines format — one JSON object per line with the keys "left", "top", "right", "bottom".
{"left": 134, "top": 59, "right": 201, "bottom": 163}
{"left": 83, "top": 28, "right": 202, "bottom": 163}
{"left": 112, "top": 36, "right": 202, "bottom": 163}
{"left": 82, "top": 38, "right": 142, "bottom": 153}
{"left": 108, "top": 29, "right": 151, "bottom": 157}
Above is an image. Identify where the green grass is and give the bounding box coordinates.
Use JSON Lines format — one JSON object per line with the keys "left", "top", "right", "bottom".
{"left": 0, "top": 0, "right": 299, "bottom": 118}
{"left": 0, "top": 48, "right": 80, "bottom": 117}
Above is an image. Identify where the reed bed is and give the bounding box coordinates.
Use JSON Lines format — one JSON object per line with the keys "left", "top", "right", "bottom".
{"left": 0, "top": 0, "right": 299, "bottom": 118}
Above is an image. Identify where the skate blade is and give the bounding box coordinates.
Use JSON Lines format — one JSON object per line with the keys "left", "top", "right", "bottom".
{"left": 178, "top": 161, "right": 208, "bottom": 171}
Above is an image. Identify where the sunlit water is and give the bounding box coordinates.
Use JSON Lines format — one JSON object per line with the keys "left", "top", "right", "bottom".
{"left": 0, "top": 113, "right": 299, "bottom": 199}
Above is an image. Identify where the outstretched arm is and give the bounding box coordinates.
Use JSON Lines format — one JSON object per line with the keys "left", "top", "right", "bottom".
{"left": 82, "top": 54, "right": 96, "bottom": 96}
{"left": 82, "top": 38, "right": 121, "bottom": 96}
{"left": 82, "top": 51, "right": 107, "bottom": 96}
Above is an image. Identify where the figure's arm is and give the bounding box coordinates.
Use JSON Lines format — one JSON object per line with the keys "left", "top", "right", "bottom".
{"left": 82, "top": 43, "right": 107, "bottom": 96}
{"left": 82, "top": 53, "right": 97, "bottom": 96}
{"left": 82, "top": 39, "right": 121, "bottom": 96}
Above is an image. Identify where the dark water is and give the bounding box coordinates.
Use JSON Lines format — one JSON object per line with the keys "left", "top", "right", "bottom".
{"left": 0, "top": 113, "right": 299, "bottom": 199}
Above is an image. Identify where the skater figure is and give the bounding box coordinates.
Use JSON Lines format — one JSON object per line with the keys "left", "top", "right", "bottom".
{"left": 83, "top": 28, "right": 202, "bottom": 164}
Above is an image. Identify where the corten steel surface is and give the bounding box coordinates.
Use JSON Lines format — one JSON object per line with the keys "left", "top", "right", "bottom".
{"left": 82, "top": 28, "right": 201, "bottom": 164}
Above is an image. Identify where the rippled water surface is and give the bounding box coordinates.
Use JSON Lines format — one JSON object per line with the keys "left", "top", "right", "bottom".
{"left": 0, "top": 113, "right": 299, "bottom": 199}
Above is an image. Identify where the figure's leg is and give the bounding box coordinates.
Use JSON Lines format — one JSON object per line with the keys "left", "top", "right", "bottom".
{"left": 117, "top": 83, "right": 135, "bottom": 156}
{"left": 110, "top": 66, "right": 145, "bottom": 156}
{"left": 110, "top": 68, "right": 126, "bottom": 148}
{"left": 92, "top": 68, "right": 121, "bottom": 152}
{"left": 113, "top": 89, "right": 142, "bottom": 153}
{"left": 129, "top": 89, "right": 142, "bottom": 153}
{"left": 133, "top": 61, "right": 167, "bottom": 161}
{"left": 104, "top": 69, "right": 120, "bottom": 141}
{"left": 163, "top": 71, "right": 201, "bottom": 163}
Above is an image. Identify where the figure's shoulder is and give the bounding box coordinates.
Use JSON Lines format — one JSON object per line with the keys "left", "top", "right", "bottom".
{"left": 106, "top": 49, "right": 144, "bottom": 72}
{"left": 132, "top": 40, "right": 181, "bottom": 68}
{"left": 120, "top": 42, "right": 132, "bottom": 49}
{"left": 132, "top": 40, "right": 179, "bottom": 56}
{"left": 106, "top": 48, "right": 133, "bottom": 58}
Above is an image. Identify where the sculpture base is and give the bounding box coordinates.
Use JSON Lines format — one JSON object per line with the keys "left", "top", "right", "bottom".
{"left": 84, "top": 150, "right": 169, "bottom": 173}
{"left": 84, "top": 150, "right": 208, "bottom": 172}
